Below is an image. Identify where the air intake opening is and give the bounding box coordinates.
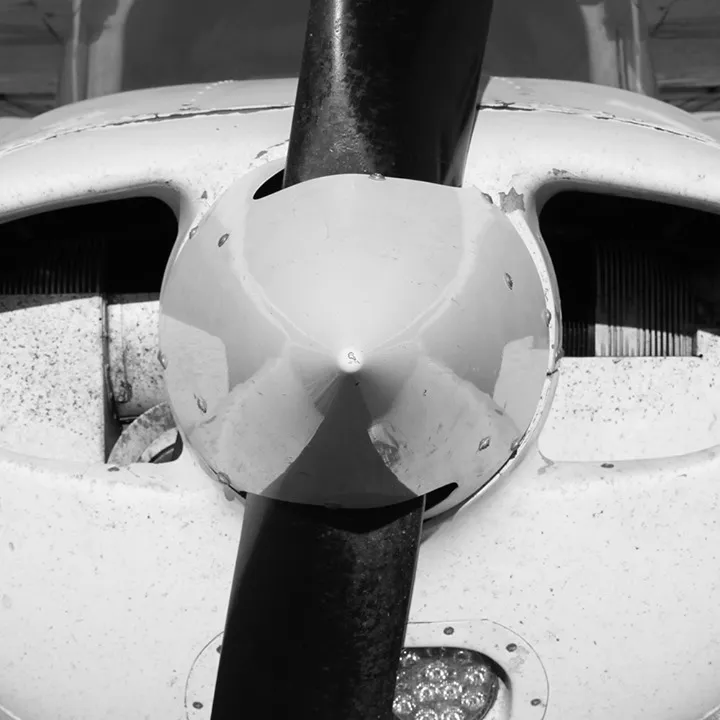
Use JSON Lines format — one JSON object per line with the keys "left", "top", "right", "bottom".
{"left": 538, "top": 191, "right": 720, "bottom": 461}
{"left": 540, "top": 191, "right": 720, "bottom": 358}
{"left": 0, "top": 197, "right": 178, "bottom": 464}
{"left": 0, "top": 198, "right": 177, "bottom": 295}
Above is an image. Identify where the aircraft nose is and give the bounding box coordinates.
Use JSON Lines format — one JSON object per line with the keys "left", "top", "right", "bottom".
{"left": 159, "top": 171, "right": 558, "bottom": 512}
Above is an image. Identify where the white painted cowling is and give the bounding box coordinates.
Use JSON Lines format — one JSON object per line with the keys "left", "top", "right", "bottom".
{"left": 159, "top": 167, "right": 558, "bottom": 515}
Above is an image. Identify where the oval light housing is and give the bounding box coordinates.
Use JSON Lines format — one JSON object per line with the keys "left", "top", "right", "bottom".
{"left": 394, "top": 647, "right": 500, "bottom": 720}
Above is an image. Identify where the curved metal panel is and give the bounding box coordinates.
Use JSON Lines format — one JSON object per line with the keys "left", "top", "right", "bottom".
{"left": 0, "top": 76, "right": 720, "bottom": 720}
{"left": 412, "top": 443, "right": 720, "bottom": 720}
{"left": 0, "top": 449, "right": 242, "bottom": 720}
{"left": 159, "top": 170, "right": 556, "bottom": 512}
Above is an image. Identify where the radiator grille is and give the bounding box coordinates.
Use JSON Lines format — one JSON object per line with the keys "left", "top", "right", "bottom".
{"left": 562, "top": 246, "right": 696, "bottom": 357}
{"left": 594, "top": 245, "right": 695, "bottom": 357}
{"left": 0, "top": 198, "right": 177, "bottom": 296}
{"left": 0, "top": 236, "right": 104, "bottom": 294}
{"left": 540, "top": 191, "right": 720, "bottom": 359}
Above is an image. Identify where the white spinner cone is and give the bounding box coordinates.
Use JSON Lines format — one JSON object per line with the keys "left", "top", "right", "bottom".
{"left": 159, "top": 170, "right": 558, "bottom": 514}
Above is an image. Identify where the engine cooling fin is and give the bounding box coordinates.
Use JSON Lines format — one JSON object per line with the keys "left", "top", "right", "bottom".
{"left": 0, "top": 235, "right": 105, "bottom": 294}
{"left": 0, "top": 198, "right": 177, "bottom": 296}
{"left": 563, "top": 245, "right": 696, "bottom": 358}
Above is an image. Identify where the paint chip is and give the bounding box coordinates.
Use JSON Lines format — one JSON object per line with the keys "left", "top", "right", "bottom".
{"left": 498, "top": 187, "right": 526, "bottom": 213}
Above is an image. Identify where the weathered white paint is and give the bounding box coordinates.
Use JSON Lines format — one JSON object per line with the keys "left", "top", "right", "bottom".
{"left": 412, "top": 444, "right": 720, "bottom": 720}
{"left": 540, "top": 356, "right": 720, "bottom": 461}
{"left": 106, "top": 294, "right": 168, "bottom": 419}
{"left": 0, "top": 77, "right": 720, "bottom": 719}
{"left": 0, "top": 447, "right": 242, "bottom": 720}
{"left": 3, "top": 438, "right": 720, "bottom": 718}
{"left": 0, "top": 295, "right": 106, "bottom": 462}
{"left": 1, "top": 78, "right": 716, "bottom": 462}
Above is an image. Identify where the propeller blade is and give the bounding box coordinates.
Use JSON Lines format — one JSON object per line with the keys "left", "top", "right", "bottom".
{"left": 208, "top": 0, "right": 495, "bottom": 717}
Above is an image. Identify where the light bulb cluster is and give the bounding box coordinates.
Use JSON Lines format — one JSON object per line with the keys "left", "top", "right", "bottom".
{"left": 392, "top": 647, "right": 499, "bottom": 720}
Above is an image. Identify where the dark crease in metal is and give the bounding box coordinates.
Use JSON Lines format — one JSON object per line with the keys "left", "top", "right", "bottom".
{"left": 477, "top": 102, "right": 715, "bottom": 144}
{"left": 0, "top": 105, "right": 292, "bottom": 157}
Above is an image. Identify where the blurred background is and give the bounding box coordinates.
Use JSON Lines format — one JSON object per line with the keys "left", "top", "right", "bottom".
{"left": 0, "top": 0, "right": 718, "bottom": 118}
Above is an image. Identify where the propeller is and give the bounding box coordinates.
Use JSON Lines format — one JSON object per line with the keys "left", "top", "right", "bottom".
{"left": 190, "top": 0, "right": 492, "bottom": 720}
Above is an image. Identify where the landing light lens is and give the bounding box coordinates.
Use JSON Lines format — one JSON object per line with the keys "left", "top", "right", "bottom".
{"left": 393, "top": 647, "right": 498, "bottom": 720}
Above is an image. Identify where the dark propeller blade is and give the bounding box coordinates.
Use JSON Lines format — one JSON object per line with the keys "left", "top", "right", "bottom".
{"left": 284, "top": 0, "right": 495, "bottom": 187}
{"left": 210, "top": 0, "right": 495, "bottom": 717}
